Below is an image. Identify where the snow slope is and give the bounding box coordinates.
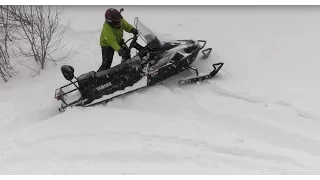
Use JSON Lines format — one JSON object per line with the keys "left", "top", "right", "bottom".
{"left": 1, "top": 6, "right": 320, "bottom": 174}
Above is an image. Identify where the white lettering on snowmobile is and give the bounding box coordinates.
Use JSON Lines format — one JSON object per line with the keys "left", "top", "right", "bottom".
{"left": 96, "top": 82, "right": 112, "bottom": 91}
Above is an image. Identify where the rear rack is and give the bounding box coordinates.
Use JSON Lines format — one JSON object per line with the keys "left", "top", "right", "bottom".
{"left": 55, "top": 80, "right": 83, "bottom": 112}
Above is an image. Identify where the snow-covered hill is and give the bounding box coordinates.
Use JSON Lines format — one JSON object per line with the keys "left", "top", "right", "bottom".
{"left": 1, "top": 6, "right": 320, "bottom": 174}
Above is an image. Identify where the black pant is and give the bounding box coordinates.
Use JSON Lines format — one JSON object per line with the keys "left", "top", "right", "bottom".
{"left": 97, "top": 43, "right": 131, "bottom": 72}
{"left": 97, "top": 46, "right": 114, "bottom": 72}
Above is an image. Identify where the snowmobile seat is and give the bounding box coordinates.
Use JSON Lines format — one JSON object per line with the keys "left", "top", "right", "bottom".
{"left": 76, "top": 71, "right": 96, "bottom": 83}
{"left": 95, "top": 63, "right": 131, "bottom": 79}
{"left": 95, "top": 56, "right": 142, "bottom": 79}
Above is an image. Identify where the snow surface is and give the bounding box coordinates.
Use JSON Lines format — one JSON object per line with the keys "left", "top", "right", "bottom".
{"left": 1, "top": 6, "right": 320, "bottom": 174}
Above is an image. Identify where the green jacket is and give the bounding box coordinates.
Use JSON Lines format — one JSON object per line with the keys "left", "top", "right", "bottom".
{"left": 100, "top": 18, "right": 134, "bottom": 52}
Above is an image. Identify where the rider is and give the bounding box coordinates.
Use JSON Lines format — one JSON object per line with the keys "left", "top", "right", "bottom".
{"left": 98, "top": 8, "right": 139, "bottom": 72}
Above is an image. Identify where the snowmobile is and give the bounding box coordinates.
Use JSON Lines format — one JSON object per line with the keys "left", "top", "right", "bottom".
{"left": 54, "top": 17, "right": 224, "bottom": 112}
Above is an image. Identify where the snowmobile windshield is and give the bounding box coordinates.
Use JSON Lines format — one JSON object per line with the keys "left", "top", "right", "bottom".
{"left": 134, "top": 18, "right": 156, "bottom": 43}
{"left": 134, "top": 17, "right": 162, "bottom": 49}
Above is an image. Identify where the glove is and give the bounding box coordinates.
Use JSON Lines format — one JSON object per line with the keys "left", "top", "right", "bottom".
{"left": 118, "top": 48, "right": 130, "bottom": 57}
{"left": 131, "top": 28, "right": 138, "bottom": 36}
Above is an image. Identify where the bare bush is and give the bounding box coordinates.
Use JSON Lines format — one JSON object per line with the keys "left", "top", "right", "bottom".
{"left": 0, "top": 5, "right": 17, "bottom": 82}
{"left": 0, "top": 5, "right": 71, "bottom": 80}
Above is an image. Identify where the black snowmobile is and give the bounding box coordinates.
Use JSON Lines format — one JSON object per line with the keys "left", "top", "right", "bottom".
{"left": 55, "top": 17, "right": 224, "bottom": 112}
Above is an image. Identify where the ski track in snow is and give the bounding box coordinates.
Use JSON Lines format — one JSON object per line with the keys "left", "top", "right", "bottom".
{"left": 1, "top": 6, "right": 320, "bottom": 174}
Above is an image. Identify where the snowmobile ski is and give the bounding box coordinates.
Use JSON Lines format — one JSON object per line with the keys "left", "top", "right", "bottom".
{"left": 201, "top": 48, "right": 212, "bottom": 59}
{"left": 178, "top": 62, "right": 224, "bottom": 85}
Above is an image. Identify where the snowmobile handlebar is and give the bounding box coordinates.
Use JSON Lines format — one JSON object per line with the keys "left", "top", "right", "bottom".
{"left": 126, "top": 34, "right": 144, "bottom": 52}
{"left": 128, "top": 35, "right": 138, "bottom": 49}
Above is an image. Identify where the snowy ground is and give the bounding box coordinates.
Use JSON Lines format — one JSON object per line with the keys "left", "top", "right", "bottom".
{"left": 1, "top": 6, "right": 320, "bottom": 174}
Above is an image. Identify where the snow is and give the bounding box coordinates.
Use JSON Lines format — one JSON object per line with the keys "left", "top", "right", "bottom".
{"left": 1, "top": 6, "right": 320, "bottom": 174}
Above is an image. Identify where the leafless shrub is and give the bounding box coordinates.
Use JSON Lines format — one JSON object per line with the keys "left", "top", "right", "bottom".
{"left": 0, "top": 5, "right": 71, "bottom": 80}
{"left": 0, "top": 5, "right": 17, "bottom": 82}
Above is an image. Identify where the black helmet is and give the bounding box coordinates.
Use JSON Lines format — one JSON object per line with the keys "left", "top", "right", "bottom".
{"left": 105, "top": 8, "right": 122, "bottom": 28}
